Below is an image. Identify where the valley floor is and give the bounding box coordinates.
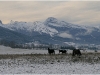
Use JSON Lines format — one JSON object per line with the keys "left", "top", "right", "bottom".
{"left": 0, "top": 45, "right": 100, "bottom": 74}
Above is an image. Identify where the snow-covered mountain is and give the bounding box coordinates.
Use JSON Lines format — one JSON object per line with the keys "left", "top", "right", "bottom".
{"left": 0, "top": 17, "right": 100, "bottom": 45}
{"left": 0, "top": 20, "right": 58, "bottom": 36}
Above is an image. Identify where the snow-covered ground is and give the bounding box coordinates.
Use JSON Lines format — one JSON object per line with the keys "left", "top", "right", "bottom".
{"left": 1, "top": 59, "right": 100, "bottom": 74}
{"left": 0, "top": 45, "right": 100, "bottom": 74}
{"left": 0, "top": 45, "right": 48, "bottom": 54}
{"left": 0, "top": 45, "right": 99, "bottom": 54}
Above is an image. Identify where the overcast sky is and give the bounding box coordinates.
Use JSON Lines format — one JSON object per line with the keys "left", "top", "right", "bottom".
{"left": 0, "top": 1, "right": 100, "bottom": 26}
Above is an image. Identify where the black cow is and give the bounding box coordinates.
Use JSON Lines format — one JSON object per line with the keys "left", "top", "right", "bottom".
{"left": 72, "top": 49, "right": 82, "bottom": 56}
{"left": 48, "top": 48, "right": 55, "bottom": 54}
{"left": 59, "top": 50, "right": 67, "bottom": 54}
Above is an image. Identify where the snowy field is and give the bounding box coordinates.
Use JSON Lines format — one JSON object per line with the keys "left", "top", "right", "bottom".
{"left": 0, "top": 45, "right": 99, "bottom": 54}
{"left": 0, "top": 45, "right": 100, "bottom": 74}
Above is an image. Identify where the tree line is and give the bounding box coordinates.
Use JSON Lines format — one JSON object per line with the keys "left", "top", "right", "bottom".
{"left": 0, "top": 39, "right": 99, "bottom": 50}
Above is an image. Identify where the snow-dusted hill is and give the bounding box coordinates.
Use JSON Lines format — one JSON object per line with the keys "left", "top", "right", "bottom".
{"left": 0, "top": 17, "right": 100, "bottom": 45}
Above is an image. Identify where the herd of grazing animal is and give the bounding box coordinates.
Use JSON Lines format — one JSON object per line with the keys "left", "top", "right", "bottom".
{"left": 48, "top": 48, "right": 82, "bottom": 56}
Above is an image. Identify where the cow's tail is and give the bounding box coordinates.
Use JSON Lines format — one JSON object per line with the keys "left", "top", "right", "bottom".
{"left": 72, "top": 50, "right": 75, "bottom": 56}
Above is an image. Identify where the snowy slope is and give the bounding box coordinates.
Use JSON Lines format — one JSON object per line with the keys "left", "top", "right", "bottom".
{"left": 0, "top": 20, "right": 58, "bottom": 36}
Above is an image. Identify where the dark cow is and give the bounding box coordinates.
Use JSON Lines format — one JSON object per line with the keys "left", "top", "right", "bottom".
{"left": 59, "top": 50, "right": 67, "bottom": 54}
{"left": 48, "top": 48, "right": 55, "bottom": 54}
{"left": 72, "top": 49, "right": 82, "bottom": 56}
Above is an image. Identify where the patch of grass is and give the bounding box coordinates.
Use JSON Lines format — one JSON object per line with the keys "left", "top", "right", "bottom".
{"left": 0, "top": 53, "right": 100, "bottom": 64}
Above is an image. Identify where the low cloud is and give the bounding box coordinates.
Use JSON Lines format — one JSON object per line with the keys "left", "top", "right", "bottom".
{"left": 58, "top": 32, "right": 73, "bottom": 39}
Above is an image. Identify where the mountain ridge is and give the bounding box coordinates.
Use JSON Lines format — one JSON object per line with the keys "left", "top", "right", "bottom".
{"left": 0, "top": 17, "right": 100, "bottom": 45}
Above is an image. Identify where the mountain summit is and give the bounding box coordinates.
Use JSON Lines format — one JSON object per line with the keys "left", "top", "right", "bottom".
{"left": 44, "top": 17, "right": 58, "bottom": 24}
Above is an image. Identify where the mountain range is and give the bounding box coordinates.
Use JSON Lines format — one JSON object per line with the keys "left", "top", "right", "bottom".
{"left": 0, "top": 17, "right": 100, "bottom": 45}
